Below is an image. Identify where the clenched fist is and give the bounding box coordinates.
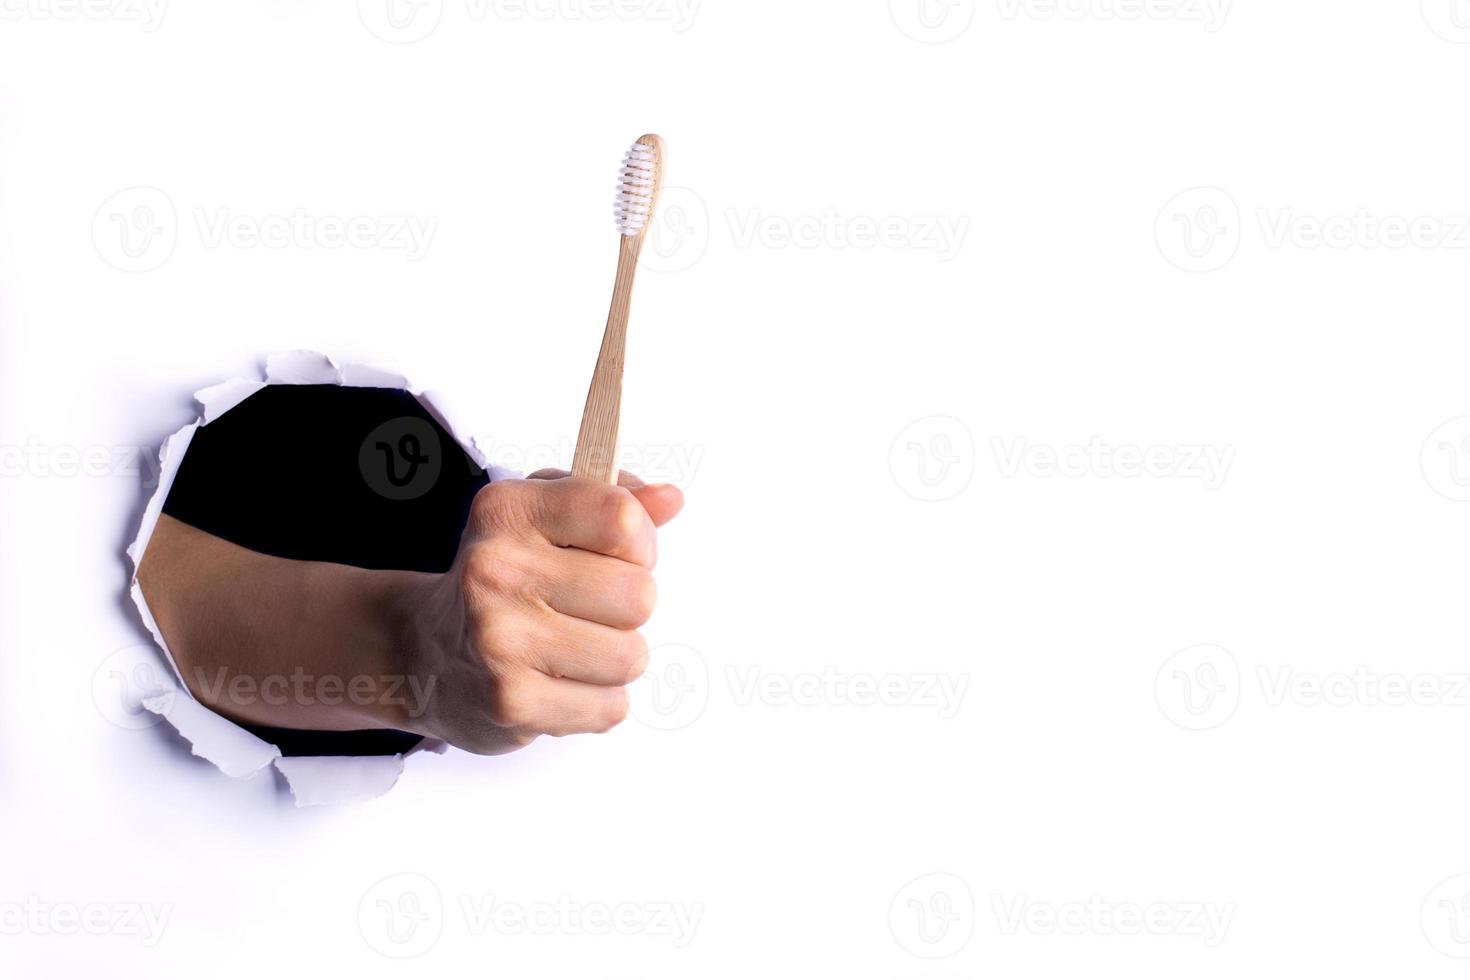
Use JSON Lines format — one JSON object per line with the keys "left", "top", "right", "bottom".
{"left": 407, "top": 471, "right": 684, "bottom": 754}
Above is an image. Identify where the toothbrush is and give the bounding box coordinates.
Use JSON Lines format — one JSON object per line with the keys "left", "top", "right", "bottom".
{"left": 571, "top": 134, "right": 666, "bottom": 484}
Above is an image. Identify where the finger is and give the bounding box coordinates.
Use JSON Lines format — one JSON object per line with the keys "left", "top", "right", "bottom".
{"left": 529, "top": 469, "right": 684, "bottom": 528}
{"left": 466, "top": 599, "right": 645, "bottom": 684}
{"left": 491, "top": 669, "right": 630, "bottom": 737}
{"left": 528, "top": 612, "right": 648, "bottom": 686}
{"left": 629, "top": 483, "right": 684, "bottom": 528}
{"left": 529, "top": 478, "right": 657, "bottom": 567}
{"left": 537, "top": 546, "right": 656, "bottom": 629}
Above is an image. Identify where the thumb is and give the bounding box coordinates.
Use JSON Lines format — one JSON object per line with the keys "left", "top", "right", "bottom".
{"left": 628, "top": 482, "right": 684, "bottom": 528}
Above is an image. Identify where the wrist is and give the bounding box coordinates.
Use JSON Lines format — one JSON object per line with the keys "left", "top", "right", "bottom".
{"left": 369, "top": 568, "right": 450, "bottom": 737}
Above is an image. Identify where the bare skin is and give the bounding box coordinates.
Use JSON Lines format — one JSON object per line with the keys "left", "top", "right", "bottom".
{"left": 136, "top": 470, "right": 684, "bottom": 755}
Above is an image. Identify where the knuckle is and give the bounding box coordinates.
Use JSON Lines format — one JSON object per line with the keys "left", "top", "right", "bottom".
{"left": 471, "top": 480, "right": 530, "bottom": 531}
{"left": 596, "top": 690, "right": 630, "bottom": 733}
{"left": 624, "top": 571, "right": 657, "bottom": 627}
{"left": 487, "top": 677, "right": 537, "bottom": 730}
{"left": 464, "top": 543, "right": 528, "bottom": 599}
{"left": 618, "top": 631, "right": 650, "bottom": 682}
{"left": 473, "top": 617, "right": 522, "bottom": 661}
{"left": 470, "top": 481, "right": 509, "bottom": 522}
{"left": 603, "top": 492, "right": 649, "bottom": 553}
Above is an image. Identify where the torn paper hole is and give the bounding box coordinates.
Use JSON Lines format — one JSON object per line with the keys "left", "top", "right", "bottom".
{"left": 127, "top": 351, "right": 512, "bottom": 806}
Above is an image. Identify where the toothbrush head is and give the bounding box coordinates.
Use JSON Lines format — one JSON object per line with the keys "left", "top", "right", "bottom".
{"left": 613, "top": 134, "right": 665, "bottom": 238}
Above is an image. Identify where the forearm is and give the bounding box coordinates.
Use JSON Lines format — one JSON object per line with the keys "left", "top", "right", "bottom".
{"left": 136, "top": 514, "right": 439, "bottom": 733}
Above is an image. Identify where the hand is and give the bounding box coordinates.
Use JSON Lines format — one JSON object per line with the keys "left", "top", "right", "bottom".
{"left": 408, "top": 471, "right": 684, "bottom": 754}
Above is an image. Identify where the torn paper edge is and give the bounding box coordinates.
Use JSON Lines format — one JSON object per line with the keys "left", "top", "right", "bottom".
{"left": 275, "top": 740, "right": 449, "bottom": 808}
{"left": 142, "top": 691, "right": 280, "bottom": 779}
{"left": 128, "top": 350, "right": 499, "bottom": 806}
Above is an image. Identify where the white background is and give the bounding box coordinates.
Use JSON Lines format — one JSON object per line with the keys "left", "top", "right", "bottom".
{"left": 3, "top": 0, "right": 1470, "bottom": 976}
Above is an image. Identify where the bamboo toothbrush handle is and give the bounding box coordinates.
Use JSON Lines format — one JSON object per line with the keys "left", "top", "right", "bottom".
{"left": 571, "top": 233, "right": 644, "bottom": 483}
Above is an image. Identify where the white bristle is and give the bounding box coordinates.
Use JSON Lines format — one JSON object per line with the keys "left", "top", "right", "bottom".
{"left": 614, "top": 141, "right": 659, "bottom": 236}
